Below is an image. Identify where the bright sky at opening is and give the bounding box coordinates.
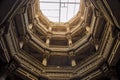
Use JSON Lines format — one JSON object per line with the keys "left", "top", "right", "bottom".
{"left": 40, "top": 0, "right": 80, "bottom": 23}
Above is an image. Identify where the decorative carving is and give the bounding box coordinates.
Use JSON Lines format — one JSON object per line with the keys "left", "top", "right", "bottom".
{"left": 7, "top": 58, "right": 20, "bottom": 73}
{"left": 17, "top": 7, "right": 26, "bottom": 14}
{"left": 24, "top": 34, "right": 31, "bottom": 42}
{"left": 1, "top": 0, "right": 119, "bottom": 79}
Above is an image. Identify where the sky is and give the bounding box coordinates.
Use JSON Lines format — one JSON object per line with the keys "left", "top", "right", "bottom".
{"left": 40, "top": 0, "right": 80, "bottom": 22}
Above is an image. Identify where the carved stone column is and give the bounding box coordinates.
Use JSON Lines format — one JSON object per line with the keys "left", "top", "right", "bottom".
{"left": 46, "top": 37, "right": 50, "bottom": 46}
{"left": 69, "top": 51, "right": 76, "bottom": 67}
{"left": 29, "top": 24, "right": 33, "bottom": 29}
{"left": 95, "top": 44, "right": 99, "bottom": 50}
{"left": 46, "top": 32, "right": 51, "bottom": 46}
{"left": 66, "top": 23, "right": 70, "bottom": 33}
{"left": 42, "top": 52, "right": 50, "bottom": 66}
{"left": 86, "top": 26, "right": 91, "bottom": 33}
{"left": 42, "top": 57, "right": 47, "bottom": 66}
{"left": 67, "top": 35, "right": 72, "bottom": 47}
{"left": 66, "top": 27, "right": 70, "bottom": 33}
{"left": 68, "top": 38, "right": 72, "bottom": 46}
{"left": 20, "top": 41, "right": 24, "bottom": 49}
{"left": 71, "top": 58, "right": 76, "bottom": 67}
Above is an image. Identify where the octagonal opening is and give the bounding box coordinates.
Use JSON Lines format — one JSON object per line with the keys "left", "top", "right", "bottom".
{"left": 39, "top": 0, "right": 80, "bottom": 23}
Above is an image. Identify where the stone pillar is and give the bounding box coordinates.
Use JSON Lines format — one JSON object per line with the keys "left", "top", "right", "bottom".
{"left": 29, "top": 24, "right": 33, "bottom": 29}
{"left": 68, "top": 38, "right": 72, "bottom": 46}
{"left": 71, "top": 59, "right": 76, "bottom": 67}
{"left": 67, "top": 35, "right": 72, "bottom": 47}
{"left": 66, "top": 23, "right": 70, "bottom": 32}
{"left": 69, "top": 51, "right": 76, "bottom": 67}
{"left": 42, "top": 58, "right": 47, "bottom": 66}
{"left": 20, "top": 41, "right": 24, "bottom": 48}
{"left": 46, "top": 33, "right": 51, "bottom": 46}
{"left": 46, "top": 38, "right": 50, "bottom": 46}
{"left": 95, "top": 44, "right": 99, "bottom": 50}
{"left": 86, "top": 26, "right": 91, "bottom": 33}
{"left": 46, "top": 25, "right": 52, "bottom": 46}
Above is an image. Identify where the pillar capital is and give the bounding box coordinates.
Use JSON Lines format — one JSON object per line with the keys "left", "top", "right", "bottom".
{"left": 68, "top": 50, "right": 75, "bottom": 57}
{"left": 66, "top": 34, "right": 71, "bottom": 39}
